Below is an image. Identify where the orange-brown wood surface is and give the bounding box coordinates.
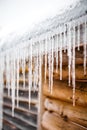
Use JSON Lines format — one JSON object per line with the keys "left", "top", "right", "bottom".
{"left": 46, "top": 65, "right": 87, "bottom": 81}
{"left": 44, "top": 98, "right": 87, "bottom": 127}
{"left": 42, "top": 111, "right": 86, "bottom": 130}
{"left": 43, "top": 81, "right": 87, "bottom": 106}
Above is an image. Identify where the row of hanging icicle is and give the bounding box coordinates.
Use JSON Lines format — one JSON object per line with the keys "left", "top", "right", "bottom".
{"left": 0, "top": 15, "right": 87, "bottom": 121}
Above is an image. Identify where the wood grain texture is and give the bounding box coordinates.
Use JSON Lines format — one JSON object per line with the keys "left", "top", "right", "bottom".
{"left": 44, "top": 98, "right": 87, "bottom": 127}
{"left": 43, "top": 81, "right": 87, "bottom": 106}
{"left": 42, "top": 111, "right": 86, "bottom": 130}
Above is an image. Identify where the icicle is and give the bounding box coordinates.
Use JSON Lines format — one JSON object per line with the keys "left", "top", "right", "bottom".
{"left": 36, "top": 48, "right": 39, "bottom": 91}
{"left": 38, "top": 41, "right": 42, "bottom": 120}
{"left": 33, "top": 53, "right": 38, "bottom": 92}
{"left": 5, "top": 55, "right": 8, "bottom": 88}
{"left": 77, "top": 23, "right": 80, "bottom": 50}
{"left": 0, "top": 56, "right": 4, "bottom": 130}
{"left": 17, "top": 49, "right": 19, "bottom": 108}
{"left": 11, "top": 52, "right": 16, "bottom": 117}
{"left": 72, "top": 23, "right": 76, "bottom": 106}
{"left": 28, "top": 42, "right": 32, "bottom": 109}
{"left": 23, "top": 49, "right": 26, "bottom": 88}
{"left": 64, "top": 24, "right": 67, "bottom": 53}
{"left": 40, "top": 40, "right": 43, "bottom": 65}
{"left": 45, "top": 39, "right": 47, "bottom": 83}
{"left": 48, "top": 37, "right": 51, "bottom": 92}
{"left": 6, "top": 54, "right": 10, "bottom": 96}
{"left": 50, "top": 37, "right": 54, "bottom": 94}
{"left": 68, "top": 23, "right": 72, "bottom": 86}
{"left": 59, "top": 26, "right": 62, "bottom": 80}
{"left": 55, "top": 34, "right": 59, "bottom": 73}
{"left": 33, "top": 57, "right": 36, "bottom": 92}
{"left": 84, "top": 20, "right": 87, "bottom": 75}
{"left": 38, "top": 41, "right": 42, "bottom": 107}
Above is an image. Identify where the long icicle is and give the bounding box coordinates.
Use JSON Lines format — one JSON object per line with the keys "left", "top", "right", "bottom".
{"left": 64, "top": 24, "right": 67, "bottom": 52}
{"left": 84, "top": 20, "right": 87, "bottom": 75}
{"left": 6, "top": 54, "right": 10, "bottom": 96}
{"left": 68, "top": 23, "right": 72, "bottom": 86}
{"left": 36, "top": 47, "right": 39, "bottom": 91}
{"left": 59, "top": 26, "right": 62, "bottom": 80}
{"left": 33, "top": 55, "right": 38, "bottom": 92}
{"left": 28, "top": 42, "right": 32, "bottom": 109}
{"left": 56, "top": 34, "right": 59, "bottom": 73}
{"left": 38, "top": 40, "right": 42, "bottom": 111}
{"left": 38, "top": 40, "right": 42, "bottom": 130}
{"left": 23, "top": 49, "right": 26, "bottom": 89}
{"left": 48, "top": 37, "right": 51, "bottom": 92}
{"left": 17, "top": 49, "right": 19, "bottom": 108}
{"left": 77, "top": 22, "right": 80, "bottom": 51}
{"left": 72, "top": 22, "right": 76, "bottom": 106}
{"left": 45, "top": 39, "right": 47, "bottom": 83}
{"left": 50, "top": 37, "right": 54, "bottom": 94}
{"left": 11, "top": 53, "right": 16, "bottom": 117}
{"left": 0, "top": 56, "right": 4, "bottom": 130}
{"left": 33, "top": 57, "right": 35, "bottom": 91}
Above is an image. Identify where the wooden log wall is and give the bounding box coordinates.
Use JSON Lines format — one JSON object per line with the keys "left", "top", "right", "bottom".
{"left": 41, "top": 45, "right": 87, "bottom": 130}
{"left": 3, "top": 61, "right": 39, "bottom": 130}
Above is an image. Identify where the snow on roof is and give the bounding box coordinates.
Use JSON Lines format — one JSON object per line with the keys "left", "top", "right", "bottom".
{"left": 0, "top": 0, "right": 87, "bottom": 52}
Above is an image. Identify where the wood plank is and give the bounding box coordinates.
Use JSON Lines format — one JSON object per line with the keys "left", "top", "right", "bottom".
{"left": 3, "top": 94, "right": 38, "bottom": 105}
{"left": 42, "top": 43, "right": 86, "bottom": 66}
{"left": 42, "top": 111, "right": 87, "bottom": 130}
{"left": 43, "top": 81, "right": 87, "bottom": 106}
{"left": 3, "top": 103, "right": 37, "bottom": 115}
{"left": 46, "top": 65, "right": 87, "bottom": 81}
{"left": 3, "top": 113, "right": 36, "bottom": 130}
{"left": 4, "top": 86, "right": 39, "bottom": 92}
{"left": 3, "top": 110, "right": 37, "bottom": 128}
{"left": 44, "top": 98, "right": 87, "bottom": 127}
{"left": 3, "top": 119, "right": 19, "bottom": 130}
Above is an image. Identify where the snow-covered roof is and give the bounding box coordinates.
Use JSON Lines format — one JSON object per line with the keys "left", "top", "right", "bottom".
{"left": 0, "top": 0, "right": 87, "bottom": 113}
{"left": 0, "top": 0, "right": 87, "bottom": 52}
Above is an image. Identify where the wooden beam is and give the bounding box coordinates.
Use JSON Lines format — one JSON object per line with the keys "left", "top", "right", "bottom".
{"left": 44, "top": 98, "right": 87, "bottom": 127}
{"left": 43, "top": 81, "right": 87, "bottom": 106}
{"left": 42, "top": 111, "right": 86, "bottom": 130}
{"left": 46, "top": 65, "right": 87, "bottom": 81}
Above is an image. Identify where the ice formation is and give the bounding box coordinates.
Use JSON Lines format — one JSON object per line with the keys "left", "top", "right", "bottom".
{"left": 0, "top": 11, "right": 87, "bottom": 122}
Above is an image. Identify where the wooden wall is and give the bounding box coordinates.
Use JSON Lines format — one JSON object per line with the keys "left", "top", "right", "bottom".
{"left": 2, "top": 45, "right": 87, "bottom": 130}
{"left": 41, "top": 45, "right": 87, "bottom": 130}
{"left": 3, "top": 61, "right": 39, "bottom": 130}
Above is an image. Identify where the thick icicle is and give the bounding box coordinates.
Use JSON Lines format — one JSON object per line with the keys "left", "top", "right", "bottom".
{"left": 39, "top": 41, "right": 42, "bottom": 84}
{"left": 55, "top": 34, "right": 59, "bottom": 73}
{"left": 84, "top": 20, "right": 87, "bottom": 75}
{"left": 45, "top": 39, "right": 47, "bottom": 83}
{"left": 38, "top": 41, "right": 42, "bottom": 112}
{"left": 72, "top": 23, "right": 76, "bottom": 106}
{"left": 28, "top": 42, "right": 32, "bottom": 109}
{"left": 33, "top": 58, "right": 35, "bottom": 91}
{"left": 6, "top": 54, "right": 10, "bottom": 96}
{"left": 50, "top": 37, "right": 54, "bottom": 93}
{"left": 0, "top": 56, "right": 4, "bottom": 130}
{"left": 59, "top": 26, "right": 62, "bottom": 80}
{"left": 41, "top": 41, "right": 43, "bottom": 65}
{"left": 23, "top": 49, "right": 26, "bottom": 88}
{"left": 36, "top": 48, "right": 39, "bottom": 91}
{"left": 11, "top": 53, "right": 16, "bottom": 117}
{"left": 38, "top": 41, "right": 42, "bottom": 125}
{"left": 68, "top": 23, "right": 72, "bottom": 86}
{"left": 17, "top": 49, "right": 19, "bottom": 107}
{"left": 77, "top": 23, "right": 80, "bottom": 50}
{"left": 33, "top": 52, "right": 38, "bottom": 92}
{"left": 48, "top": 37, "right": 51, "bottom": 92}
{"left": 64, "top": 24, "right": 67, "bottom": 52}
